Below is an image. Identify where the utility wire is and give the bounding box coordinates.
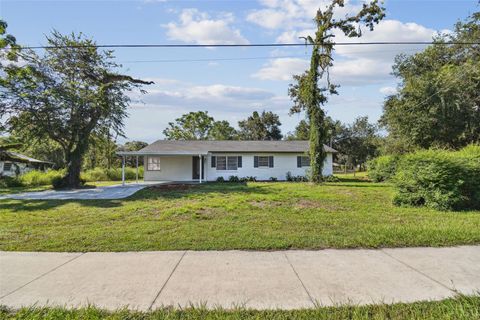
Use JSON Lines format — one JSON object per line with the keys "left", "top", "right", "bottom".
{"left": 6, "top": 41, "right": 479, "bottom": 50}
{"left": 120, "top": 48, "right": 424, "bottom": 64}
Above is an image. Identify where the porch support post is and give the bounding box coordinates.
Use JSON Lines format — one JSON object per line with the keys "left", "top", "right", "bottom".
{"left": 199, "top": 154, "right": 202, "bottom": 183}
{"left": 135, "top": 156, "right": 139, "bottom": 184}
{"left": 205, "top": 154, "right": 208, "bottom": 182}
{"left": 121, "top": 155, "right": 125, "bottom": 186}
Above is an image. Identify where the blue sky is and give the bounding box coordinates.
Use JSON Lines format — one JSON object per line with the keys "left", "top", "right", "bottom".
{"left": 1, "top": 0, "right": 478, "bottom": 143}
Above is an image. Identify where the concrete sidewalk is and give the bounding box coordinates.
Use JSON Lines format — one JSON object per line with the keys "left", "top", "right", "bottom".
{"left": 0, "top": 246, "right": 479, "bottom": 311}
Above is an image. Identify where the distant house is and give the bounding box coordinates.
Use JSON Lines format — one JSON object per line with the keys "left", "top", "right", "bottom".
{"left": 0, "top": 150, "right": 53, "bottom": 177}
{"left": 117, "top": 140, "right": 337, "bottom": 183}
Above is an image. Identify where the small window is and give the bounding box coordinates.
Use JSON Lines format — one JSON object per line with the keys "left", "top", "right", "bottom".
{"left": 216, "top": 156, "right": 238, "bottom": 171}
{"left": 3, "top": 163, "right": 12, "bottom": 171}
{"left": 216, "top": 156, "right": 227, "bottom": 170}
{"left": 258, "top": 156, "right": 270, "bottom": 167}
{"left": 300, "top": 156, "right": 310, "bottom": 167}
{"left": 147, "top": 157, "right": 161, "bottom": 171}
{"left": 227, "top": 157, "right": 238, "bottom": 170}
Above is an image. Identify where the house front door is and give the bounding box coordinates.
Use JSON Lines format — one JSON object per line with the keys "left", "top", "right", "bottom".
{"left": 192, "top": 156, "right": 205, "bottom": 180}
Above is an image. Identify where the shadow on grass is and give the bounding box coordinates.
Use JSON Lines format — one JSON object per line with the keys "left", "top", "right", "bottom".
{"left": 327, "top": 183, "right": 388, "bottom": 188}
{"left": 336, "top": 176, "right": 372, "bottom": 183}
{"left": 0, "top": 182, "right": 270, "bottom": 212}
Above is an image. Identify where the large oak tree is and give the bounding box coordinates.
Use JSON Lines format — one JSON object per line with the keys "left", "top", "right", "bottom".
{"left": 0, "top": 31, "right": 152, "bottom": 188}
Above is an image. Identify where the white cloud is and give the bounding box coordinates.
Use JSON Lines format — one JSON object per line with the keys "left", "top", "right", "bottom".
{"left": 164, "top": 8, "right": 249, "bottom": 45}
{"left": 252, "top": 58, "right": 309, "bottom": 81}
{"left": 141, "top": 81, "right": 278, "bottom": 110}
{"left": 276, "top": 28, "right": 315, "bottom": 44}
{"left": 334, "top": 20, "right": 440, "bottom": 61}
{"left": 330, "top": 58, "right": 392, "bottom": 85}
{"left": 251, "top": 56, "right": 392, "bottom": 85}
{"left": 379, "top": 86, "right": 397, "bottom": 95}
{"left": 247, "top": 0, "right": 360, "bottom": 31}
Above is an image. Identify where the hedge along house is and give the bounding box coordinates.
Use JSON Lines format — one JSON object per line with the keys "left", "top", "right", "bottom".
{"left": 117, "top": 140, "right": 337, "bottom": 184}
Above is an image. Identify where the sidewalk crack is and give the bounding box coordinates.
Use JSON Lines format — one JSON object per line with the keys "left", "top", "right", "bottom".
{"left": 380, "top": 249, "right": 458, "bottom": 294}
{"left": 0, "top": 252, "right": 86, "bottom": 300}
{"left": 284, "top": 252, "right": 316, "bottom": 307}
{"left": 148, "top": 250, "right": 187, "bottom": 311}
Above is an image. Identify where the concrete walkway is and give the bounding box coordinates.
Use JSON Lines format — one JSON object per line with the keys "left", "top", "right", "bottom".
{"left": 0, "top": 246, "right": 479, "bottom": 311}
{"left": 0, "top": 182, "right": 165, "bottom": 200}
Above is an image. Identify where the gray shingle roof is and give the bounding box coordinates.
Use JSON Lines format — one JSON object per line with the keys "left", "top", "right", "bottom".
{"left": 118, "top": 140, "right": 337, "bottom": 155}
{"left": 0, "top": 151, "right": 53, "bottom": 164}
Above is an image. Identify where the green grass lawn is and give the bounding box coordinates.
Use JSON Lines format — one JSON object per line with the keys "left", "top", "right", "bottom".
{"left": 0, "top": 177, "right": 479, "bottom": 252}
{"left": 2, "top": 295, "right": 479, "bottom": 320}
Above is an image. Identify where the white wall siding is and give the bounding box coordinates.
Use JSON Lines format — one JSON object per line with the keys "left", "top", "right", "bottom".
{"left": 143, "top": 156, "right": 194, "bottom": 181}
{"left": 206, "top": 153, "right": 333, "bottom": 181}
{"left": 142, "top": 153, "right": 333, "bottom": 182}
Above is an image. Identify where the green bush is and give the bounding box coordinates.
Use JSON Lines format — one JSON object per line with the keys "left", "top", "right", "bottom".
{"left": 324, "top": 175, "right": 340, "bottom": 182}
{"left": 19, "top": 169, "right": 64, "bottom": 187}
{"left": 2, "top": 166, "right": 145, "bottom": 189}
{"left": 228, "top": 175, "right": 240, "bottom": 183}
{"left": 81, "top": 167, "right": 144, "bottom": 182}
{"left": 0, "top": 176, "right": 24, "bottom": 188}
{"left": 393, "top": 146, "right": 480, "bottom": 211}
{"left": 367, "top": 155, "right": 400, "bottom": 182}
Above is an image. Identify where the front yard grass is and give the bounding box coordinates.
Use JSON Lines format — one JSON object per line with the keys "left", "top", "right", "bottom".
{"left": 2, "top": 295, "right": 479, "bottom": 320}
{"left": 0, "top": 178, "right": 479, "bottom": 251}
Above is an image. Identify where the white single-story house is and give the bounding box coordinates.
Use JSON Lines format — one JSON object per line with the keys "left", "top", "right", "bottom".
{"left": 117, "top": 140, "right": 337, "bottom": 183}
{"left": 0, "top": 151, "right": 53, "bottom": 177}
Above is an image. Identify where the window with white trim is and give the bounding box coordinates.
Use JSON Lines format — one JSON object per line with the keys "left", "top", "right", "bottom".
{"left": 300, "top": 156, "right": 310, "bottom": 167}
{"left": 216, "top": 156, "right": 238, "bottom": 171}
{"left": 147, "top": 156, "right": 161, "bottom": 171}
{"left": 257, "top": 156, "right": 269, "bottom": 167}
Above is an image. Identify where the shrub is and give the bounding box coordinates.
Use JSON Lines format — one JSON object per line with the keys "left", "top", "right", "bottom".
{"left": 269, "top": 177, "right": 278, "bottom": 182}
{"left": 367, "top": 155, "right": 400, "bottom": 182}
{"left": 285, "top": 171, "right": 308, "bottom": 182}
{"left": 19, "top": 169, "right": 64, "bottom": 187}
{"left": 245, "top": 176, "right": 257, "bottom": 182}
{"left": 286, "top": 171, "right": 293, "bottom": 182}
{"left": 216, "top": 176, "right": 225, "bottom": 182}
{"left": 228, "top": 175, "right": 240, "bottom": 183}
{"left": 324, "top": 175, "right": 340, "bottom": 182}
{"left": 81, "top": 167, "right": 108, "bottom": 182}
{"left": 51, "top": 176, "right": 66, "bottom": 189}
{"left": 0, "top": 176, "right": 23, "bottom": 188}
{"left": 81, "top": 167, "right": 144, "bottom": 182}
{"left": 393, "top": 146, "right": 480, "bottom": 211}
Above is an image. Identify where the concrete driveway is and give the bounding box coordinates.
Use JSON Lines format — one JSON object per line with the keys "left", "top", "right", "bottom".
{"left": 0, "top": 246, "right": 478, "bottom": 311}
{"left": 0, "top": 182, "right": 165, "bottom": 200}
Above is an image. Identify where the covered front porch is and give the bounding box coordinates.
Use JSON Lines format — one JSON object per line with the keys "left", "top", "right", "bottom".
{"left": 116, "top": 151, "right": 208, "bottom": 186}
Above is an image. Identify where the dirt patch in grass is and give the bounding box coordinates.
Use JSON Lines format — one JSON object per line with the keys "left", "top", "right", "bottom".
{"left": 193, "top": 207, "right": 226, "bottom": 220}
{"left": 149, "top": 184, "right": 196, "bottom": 192}
{"left": 294, "top": 199, "right": 344, "bottom": 211}
{"left": 249, "top": 200, "right": 284, "bottom": 208}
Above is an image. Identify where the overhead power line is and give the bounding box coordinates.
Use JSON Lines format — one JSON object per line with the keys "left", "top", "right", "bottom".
{"left": 7, "top": 41, "right": 480, "bottom": 50}
{"left": 120, "top": 48, "right": 424, "bottom": 64}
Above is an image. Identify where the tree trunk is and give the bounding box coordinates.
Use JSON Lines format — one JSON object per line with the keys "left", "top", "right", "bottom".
{"left": 58, "top": 142, "right": 88, "bottom": 189}
{"left": 309, "top": 106, "right": 327, "bottom": 182}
